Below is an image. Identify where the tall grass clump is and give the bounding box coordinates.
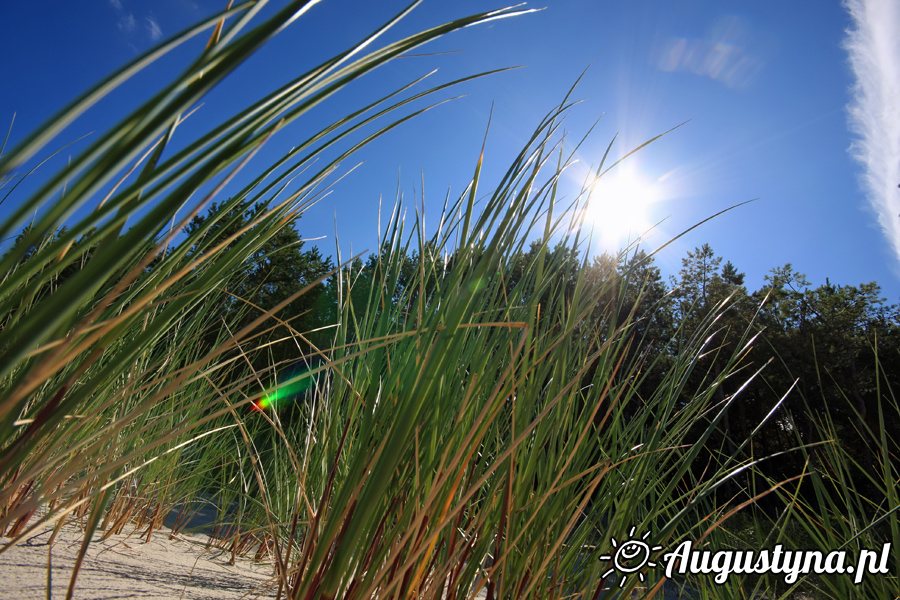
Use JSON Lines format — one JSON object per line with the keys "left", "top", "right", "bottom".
{"left": 1, "top": 2, "right": 779, "bottom": 599}
{"left": 730, "top": 342, "right": 900, "bottom": 600}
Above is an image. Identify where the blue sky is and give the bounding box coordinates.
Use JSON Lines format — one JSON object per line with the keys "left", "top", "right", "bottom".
{"left": 1, "top": 1, "right": 898, "bottom": 300}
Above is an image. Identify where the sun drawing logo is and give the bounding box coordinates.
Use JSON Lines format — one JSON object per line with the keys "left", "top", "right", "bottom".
{"left": 599, "top": 527, "right": 664, "bottom": 588}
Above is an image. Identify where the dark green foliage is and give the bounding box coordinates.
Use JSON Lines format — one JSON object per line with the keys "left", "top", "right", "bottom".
{"left": 182, "top": 199, "right": 333, "bottom": 364}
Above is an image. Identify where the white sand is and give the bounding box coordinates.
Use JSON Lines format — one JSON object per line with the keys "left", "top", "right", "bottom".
{"left": 0, "top": 521, "right": 280, "bottom": 600}
{"left": 1, "top": 518, "right": 704, "bottom": 600}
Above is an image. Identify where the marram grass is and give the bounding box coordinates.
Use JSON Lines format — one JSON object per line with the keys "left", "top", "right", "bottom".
{"left": 3, "top": 2, "right": 888, "bottom": 600}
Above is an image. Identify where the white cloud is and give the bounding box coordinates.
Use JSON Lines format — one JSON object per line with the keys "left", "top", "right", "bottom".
{"left": 117, "top": 13, "right": 136, "bottom": 33}
{"left": 146, "top": 16, "right": 163, "bottom": 42}
{"left": 109, "top": 0, "right": 123, "bottom": 10}
{"left": 844, "top": 0, "right": 900, "bottom": 263}
{"left": 655, "top": 15, "right": 762, "bottom": 89}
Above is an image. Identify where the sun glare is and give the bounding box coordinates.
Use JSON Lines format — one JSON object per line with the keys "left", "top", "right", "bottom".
{"left": 586, "top": 165, "right": 661, "bottom": 251}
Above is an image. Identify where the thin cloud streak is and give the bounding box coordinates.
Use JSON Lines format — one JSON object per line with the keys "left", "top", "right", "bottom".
{"left": 843, "top": 0, "right": 900, "bottom": 263}
{"left": 146, "top": 17, "right": 163, "bottom": 42}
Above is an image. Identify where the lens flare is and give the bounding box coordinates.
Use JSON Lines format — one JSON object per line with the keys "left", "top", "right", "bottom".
{"left": 251, "top": 368, "right": 316, "bottom": 412}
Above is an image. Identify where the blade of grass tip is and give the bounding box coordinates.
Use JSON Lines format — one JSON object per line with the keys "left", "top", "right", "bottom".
{"left": 92, "top": 103, "right": 201, "bottom": 213}
{"left": 461, "top": 103, "right": 492, "bottom": 246}
{"left": 0, "top": 132, "right": 92, "bottom": 212}
{"left": 647, "top": 198, "right": 758, "bottom": 261}
{"left": 0, "top": 112, "right": 14, "bottom": 158}
{"left": 204, "top": 0, "right": 235, "bottom": 52}
{"left": 596, "top": 120, "right": 689, "bottom": 180}
{"left": 95, "top": 111, "right": 185, "bottom": 254}
{"left": 593, "top": 133, "right": 617, "bottom": 183}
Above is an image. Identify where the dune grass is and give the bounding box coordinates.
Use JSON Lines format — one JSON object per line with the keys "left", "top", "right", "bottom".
{"left": 2, "top": 2, "right": 895, "bottom": 600}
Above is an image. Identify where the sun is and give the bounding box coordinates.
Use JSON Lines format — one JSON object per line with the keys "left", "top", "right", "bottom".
{"left": 586, "top": 165, "right": 660, "bottom": 251}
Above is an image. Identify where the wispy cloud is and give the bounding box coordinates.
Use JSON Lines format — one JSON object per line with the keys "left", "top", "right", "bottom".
{"left": 117, "top": 13, "right": 135, "bottom": 33}
{"left": 109, "top": 0, "right": 163, "bottom": 45}
{"left": 655, "top": 15, "right": 763, "bottom": 89}
{"left": 844, "top": 0, "right": 900, "bottom": 263}
{"left": 145, "top": 16, "right": 163, "bottom": 42}
{"left": 109, "top": 0, "right": 136, "bottom": 36}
